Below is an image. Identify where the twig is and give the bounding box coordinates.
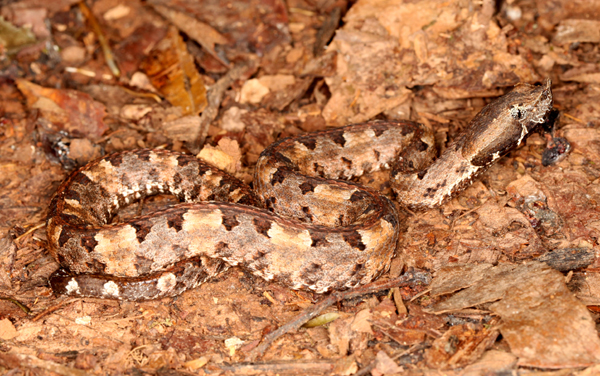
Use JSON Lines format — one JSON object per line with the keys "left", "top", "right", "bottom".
{"left": 219, "top": 359, "right": 336, "bottom": 374}
{"left": 14, "top": 222, "right": 45, "bottom": 243}
{"left": 30, "top": 298, "right": 79, "bottom": 322}
{"left": 79, "top": 1, "right": 120, "bottom": 77}
{"left": 246, "top": 270, "right": 431, "bottom": 360}
{"left": 0, "top": 296, "right": 31, "bottom": 314}
{"left": 0, "top": 353, "right": 90, "bottom": 376}
{"left": 189, "top": 59, "right": 257, "bottom": 152}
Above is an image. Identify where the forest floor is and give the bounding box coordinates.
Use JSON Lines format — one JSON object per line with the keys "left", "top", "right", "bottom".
{"left": 1, "top": 0, "right": 600, "bottom": 374}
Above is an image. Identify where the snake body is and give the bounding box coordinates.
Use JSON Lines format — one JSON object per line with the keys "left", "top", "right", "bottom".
{"left": 47, "top": 80, "right": 553, "bottom": 300}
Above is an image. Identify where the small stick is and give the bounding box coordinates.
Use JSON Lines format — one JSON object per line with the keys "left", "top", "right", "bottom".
{"left": 246, "top": 270, "right": 431, "bottom": 360}
{"left": 30, "top": 298, "right": 79, "bottom": 322}
{"left": 219, "top": 359, "right": 336, "bottom": 374}
{"left": 0, "top": 296, "right": 31, "bottom": 315}
{"left": 78, "top": 1, "right": 120, "bottom": 77}
{"left": 189, "top": 59, "right": 257, "bottom": 152}
{"left": 14, "top": 222, "right": 45, "bottom": 243}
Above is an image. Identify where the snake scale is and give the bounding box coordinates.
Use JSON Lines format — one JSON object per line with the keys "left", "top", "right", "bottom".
{"left": 47, "top": 80, "right": 553, "bottom": 300}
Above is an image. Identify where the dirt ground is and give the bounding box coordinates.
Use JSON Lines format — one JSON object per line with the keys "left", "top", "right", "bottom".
{"left": 1, "top": 0, "right": 600, "bottom": 374}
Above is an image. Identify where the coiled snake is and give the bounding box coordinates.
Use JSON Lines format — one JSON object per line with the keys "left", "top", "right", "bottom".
{"left": 47, "top": 80, "right": 553, "bottom": 300}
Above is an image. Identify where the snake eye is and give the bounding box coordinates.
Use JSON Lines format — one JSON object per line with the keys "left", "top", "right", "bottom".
{"left": 510, "top": 105, "right": 525, "bottom": 120}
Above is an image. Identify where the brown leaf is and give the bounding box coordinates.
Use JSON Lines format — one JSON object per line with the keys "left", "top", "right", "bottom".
{"left": 151, "top": 4, "right": 229, "bottom": 67}
{"left": 159, "top": 115, "right": 201, "bottom": 142}
{"left": 460, "top": 350, "right": 517, "bottom": 375}
{"left": 430, "top": 262, "right": 541, "bottom": 313}
{"left": 490, "top": 268, "right": 600, "bottom": 368}
{"left": 328, "top": 316, "right": 352, "bottom": 355}
{"left": 16, "top": 79, "right": 107, "bottom": 139}
{"left": 350, "top": 309, "right": 373, "bottom": 334}
{"left": 554, "top": 19, "right": 600, "bottom": 44}
{"left": 373, "top": 350, "right": 403, "bottom": 375}
{"left": 430, "top": 263, "right": 494, "bottom": 298}
{"left": 140, "top": 26, "right": 207, "bottom": 115}
{"left": 374, "top": 304, "right": 445, "bottom": 346}
{"left": 424, "top": 323, "right": 499, "bottom": 370}
{"left": 0, "top": 319, "right": 18, "bottom": 340}
{"left": 430, "top": 262, "right": 600, "bottom": 368}
{"left": 322, "top": 0, "right": 537, "bottom": 124}
{"left": 197, "top": 138, "right": 241, "bottom": 175}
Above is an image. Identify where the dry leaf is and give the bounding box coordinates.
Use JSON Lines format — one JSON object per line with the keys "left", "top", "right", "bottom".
{"left": 328, "top": 316, "right": 352, "bottom": 355}
{"left": 430, "top": 262, "right": 600, "bottom": 368}
{"left": 430, "top": 263, "right": 494, "bottom": 298}
{"left": 461, "top": 350, "right": 517, "bottom": 375}
{"left": 221, "top": 107, "right": 247, "bottom": 132}
{"left": 350, "top": 309, "right": 373, "bottom": 334}
{"left": 160, "top": 115, "right": 201, "bottom": 142}
{"left": 140, "top": 26, "right": 207, "bottom": 115}
{"left": 490, "top": 268, "right": 600, "bottom": 368}
{"left": 0, "top": 16, "right": 36, "bottom": 51}
{"left": 0, "top": 234, "right": 15, "bottom": 292}
{"left": 239, "top": 79, "right": 270, "bottom": 104}
{"left": 151, "top": 4, "right": 229, "bottom": 66}
{"left": 554, "top": 19, "right": 600, "bottom": 44}
{"left": 322, "top": 0, "right": 537, "bottom": 124}
{"left": 197, "top": 138, "right": 241, "bottom": 174}
{"left": 373, "top": 350, "right": 403, "bottom": 375}
{"left": 16, "top": 79, "right": 107, "bottom": 139}
{"left": 0, "top": 318, "right": 18, "bottom": 340}
{"left": 183, "top": 356, "right": 208, "bottom": 370}
{"left": 333, "top": 355, "right": 358, "bottom": 375}
{"left": 424, "top": 323, "right": 499, "bottom": 370}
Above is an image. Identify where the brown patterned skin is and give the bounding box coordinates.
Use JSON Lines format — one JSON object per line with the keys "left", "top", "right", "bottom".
{"left": 47, "top": 80, "right": 553, "bottom": 300}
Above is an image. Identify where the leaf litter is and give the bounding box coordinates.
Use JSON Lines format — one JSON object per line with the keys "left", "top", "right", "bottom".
{"left": 0, "top": 0, "right": 599, "bottom": 374}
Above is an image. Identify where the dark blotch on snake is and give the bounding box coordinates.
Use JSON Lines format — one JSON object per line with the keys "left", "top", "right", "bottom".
{"left": 253, "top": 217, "right": 272, "bottom": 237}
{"left": 222, "top": 215, "right": 240, "bottom": 231}
{"left": 343, "top": 231, "right": 367, "bottom": 251}
{"left": 299, "top": 181, "right": 316, "bottom": 194}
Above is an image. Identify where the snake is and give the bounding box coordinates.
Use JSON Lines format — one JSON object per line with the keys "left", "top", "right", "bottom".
{"left": 47, "top": 79, "right": 553, "bottom": 300}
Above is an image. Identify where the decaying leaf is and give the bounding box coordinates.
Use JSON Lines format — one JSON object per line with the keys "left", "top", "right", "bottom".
{"left": 0, "top": 318, "right": 18, "bottom": 340}
{"left": 159, "top": 115, "right": 201, "bottom": 142}
{"left": 490, "top": 270, "right": 600, "bottom": 368}
{"left": 151, "top": 4, "right": 229, "bottom": 67}
{"left": 322, "top": 0, "right": 537, "bottom": 124}
{"left": 350, "top": 309, "right": 373, "bottom": 335}
{"left": 460, "top": 350, "right": 517, "bottom": 375}
{"left": 554, "top": 19, "right": 600, "bottom": 44}
{"left": 197, "top": 138, "right": 241, "bottom": 174}
{"left": 0, "top": 16, "right": 36, "bottom": 52}
{"left": 373, "top": 350, "right": 403, "bottom": 374}
{"left": 141, "top": 26, "right": 207, "bottom": 115}
{"left": 424, "top": 323, "right": 499, "bottom": 370}
{"left": 430, "top": 262, "right": 600, "bottom": 368}
{"left": 16, "top": 79, "right": 107, "bottom": 139}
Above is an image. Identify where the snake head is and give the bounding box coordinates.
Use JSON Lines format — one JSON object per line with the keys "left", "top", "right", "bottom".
{"left": 462, "top": 78, "right": 553, "bottom": 167}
